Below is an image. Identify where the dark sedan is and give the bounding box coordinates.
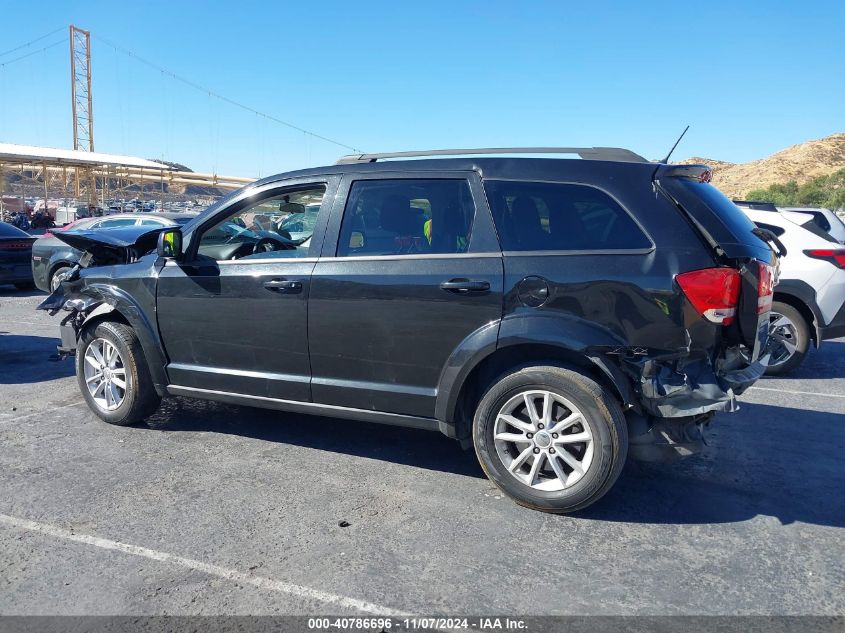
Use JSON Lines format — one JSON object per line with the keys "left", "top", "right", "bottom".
{"left": 31, "top": 212, "right": 197, "bottom": 292}
{"left": 0, "top": 222, "right": 37, "bottom": 290}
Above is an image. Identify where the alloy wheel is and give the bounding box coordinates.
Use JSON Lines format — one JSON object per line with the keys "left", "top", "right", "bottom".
{"left": 83, "top": 338, "right": 127, "bottom": 411}
{"left": 768, "top": 311, "right": 798, "bottom": 367}
{"left": 493, "top": 390, "right": 594, "bottom": 491}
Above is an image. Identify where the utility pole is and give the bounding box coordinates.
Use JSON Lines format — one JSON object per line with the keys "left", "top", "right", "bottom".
{"left": 69, "top": 25, "right": 97, "bottom": 208}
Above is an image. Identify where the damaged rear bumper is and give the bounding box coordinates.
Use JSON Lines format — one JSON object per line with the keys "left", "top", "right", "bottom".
{"left": 618, "top": 347, "right": 766, "bottom": 463}
{"left": 630, "top": 352, "right": 765, "bottom": 418}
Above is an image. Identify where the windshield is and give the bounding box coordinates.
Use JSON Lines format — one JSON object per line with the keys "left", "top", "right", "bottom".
{"left": 279, "top": 204, "right": 320, "bottom": 234}
{"left": 203, "top": 221, "right": 259, "bottom": 242}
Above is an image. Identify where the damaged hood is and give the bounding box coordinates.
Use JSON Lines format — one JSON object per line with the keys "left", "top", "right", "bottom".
{"left": 37, "top": 227, "right": 165, "bottom": 314}
{"left": 54, "top": 226, "right": 164, "bottom": 266}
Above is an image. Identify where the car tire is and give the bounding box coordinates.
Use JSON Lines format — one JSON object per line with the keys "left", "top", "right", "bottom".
{"left": 473, "top": 365, "right": 627, "bottom": 514}
{"left": 14, "top": 281, "right": 35, "bottom": 290}
{"left": 76, "top": 321, "right": 161, "bottom": 426}
{"left": 49, "top": 266, "right": 72, "bottom": 292}
{"left": 764, "top": 301, "right": 809, "bottom": 376}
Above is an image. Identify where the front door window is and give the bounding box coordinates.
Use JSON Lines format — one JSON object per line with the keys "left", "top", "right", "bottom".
{"left": 197, "top": 186, "right": 326, "bottom": 261}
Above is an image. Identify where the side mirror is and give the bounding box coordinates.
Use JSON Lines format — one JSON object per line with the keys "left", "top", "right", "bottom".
{"left": 157, "top": 228, "right": 183, "bottom": 260}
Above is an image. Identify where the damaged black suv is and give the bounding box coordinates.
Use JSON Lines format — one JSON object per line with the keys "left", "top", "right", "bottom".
{"left": 39, "top": 147, "right": 777, "bottom": 513}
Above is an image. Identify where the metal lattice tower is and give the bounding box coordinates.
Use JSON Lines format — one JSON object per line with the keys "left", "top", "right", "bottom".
{"left": 69, "top": 25, "right": 94, "bottom": 152}
{"left": 69, "top": 25, "right": 97, "bottom": 204}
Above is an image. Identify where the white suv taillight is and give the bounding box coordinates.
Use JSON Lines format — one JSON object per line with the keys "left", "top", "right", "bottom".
{"left": 676, "top": 267, "right": 741, "bottom": 325}
{"left": 804, "top": 249, "right": 845, "bottom": 269}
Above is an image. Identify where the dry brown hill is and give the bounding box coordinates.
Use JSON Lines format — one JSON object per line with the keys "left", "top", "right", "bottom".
{"left": 679, "top": 133, "right": 845, "bottom": 199}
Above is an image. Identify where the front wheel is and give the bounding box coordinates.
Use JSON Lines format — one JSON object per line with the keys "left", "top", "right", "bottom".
{"left": 764, "top": 301, "right": 809, "bottom": 375}
{"left": 76, "top": 321, "right": 161, "bottom": 425}
{"left": 473, "top": 366, "right": 627, "bottom": 513}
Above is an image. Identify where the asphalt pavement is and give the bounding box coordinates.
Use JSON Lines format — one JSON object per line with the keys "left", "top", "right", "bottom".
{"left": 1, "top": 286, "right": 843, "bottom": 616}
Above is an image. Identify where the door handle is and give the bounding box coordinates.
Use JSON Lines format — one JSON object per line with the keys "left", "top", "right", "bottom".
{"left": 263, "top": 279, "right": 303, "bottom": 293}
{"left": 440, "top": 278, "right": 490, "bottom": 293}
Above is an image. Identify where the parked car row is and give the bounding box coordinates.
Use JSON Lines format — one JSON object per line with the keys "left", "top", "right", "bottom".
{"left": 0, "top": 222, "right": 37, "bottom": 290}
{"left": 0, "top": 212, "right": 197, "bottom": 292}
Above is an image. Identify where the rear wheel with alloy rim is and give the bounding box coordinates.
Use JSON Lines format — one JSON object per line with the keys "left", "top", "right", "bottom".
{"left": 764, "top": 301, "right": 809, "bottom": 375}
{"left": 76, "top": 321, "right": 161, "bottom": 425}
{"left": 473, "top": 365, "right": 627, "bottom": 513}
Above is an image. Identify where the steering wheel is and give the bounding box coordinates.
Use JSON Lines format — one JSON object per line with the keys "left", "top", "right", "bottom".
{"left": 252, "top": 236, "right": 292, "bottom": 254}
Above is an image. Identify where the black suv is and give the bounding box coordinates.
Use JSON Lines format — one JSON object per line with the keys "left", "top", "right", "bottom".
{"left": 39, "top": 147, "right": 777, "bottom": 513}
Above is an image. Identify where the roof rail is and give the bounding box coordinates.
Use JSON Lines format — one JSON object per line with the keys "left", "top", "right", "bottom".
{"left": 335, "top": 147, "right": 649, "bottom": 165}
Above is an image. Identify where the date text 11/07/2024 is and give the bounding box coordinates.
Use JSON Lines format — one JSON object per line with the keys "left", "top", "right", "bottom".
{"left": 307, "top": 617, "right": 528, "bottom": 630}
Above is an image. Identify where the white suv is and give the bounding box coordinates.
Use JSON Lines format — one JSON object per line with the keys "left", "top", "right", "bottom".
{"left": 735, "top": 200, "right": 845, "bottom": 244}
{"left": 739, "top": 206, "right": 845, "bottom": 374}
{"left": 779, "top": 206, "right": 845, "bottom": 244}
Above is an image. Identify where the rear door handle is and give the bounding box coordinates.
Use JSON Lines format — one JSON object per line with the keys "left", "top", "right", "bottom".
{"left": 440, "top": 278, "right": 490, "bottom": 293}
{"left": 263, "top": 279, "right": 303, "bottom": 293}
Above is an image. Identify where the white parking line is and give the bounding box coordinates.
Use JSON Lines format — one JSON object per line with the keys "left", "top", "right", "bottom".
{"left": 0, "top": 513, "right": 406, "bottom": 616}
{"left": 748, "top": 386, "right": 845, "bottom": 399}
{"left": 0, "top": 401, "right": 86, "bottom": 424}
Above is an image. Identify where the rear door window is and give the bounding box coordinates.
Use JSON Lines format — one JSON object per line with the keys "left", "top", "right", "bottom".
{"left": 483, "top": 180, "right": 651, "bottom": 251}
{"left": 338, "top": 179, "right": 474, "bottom": 256}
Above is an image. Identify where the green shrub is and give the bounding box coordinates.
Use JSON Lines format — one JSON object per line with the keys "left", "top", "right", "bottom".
{"left": 745, "top": 168, "right": 845, "bottom": 209}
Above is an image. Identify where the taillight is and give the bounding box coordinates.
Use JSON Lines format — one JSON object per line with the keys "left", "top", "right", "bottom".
{"left": 757, "top": 262, "right": 774, "bottom": 315}
{"left": 804, "top": 249, "right": 845, "bottom": 269}
{"left": 676, "top": 267, "right": 741, "bottom": 325}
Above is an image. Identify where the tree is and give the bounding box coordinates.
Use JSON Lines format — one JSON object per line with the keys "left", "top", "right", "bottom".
{"left": 744, "top": 168, "right": 845, "bottom": 210}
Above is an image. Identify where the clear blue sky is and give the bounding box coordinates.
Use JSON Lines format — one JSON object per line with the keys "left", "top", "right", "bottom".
{"left": 1, "top": 0, "right": 842, "bottom": 178}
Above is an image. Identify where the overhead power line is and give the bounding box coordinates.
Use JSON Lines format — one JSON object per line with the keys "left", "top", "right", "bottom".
{"left": 0, "top": 27, "right": 65, "bottom": 58}
{"left": 0, "top": 38, "right": 67, "bottom": 69}
{"left": 92, "top": 33, "right": 361, "bottom": 153}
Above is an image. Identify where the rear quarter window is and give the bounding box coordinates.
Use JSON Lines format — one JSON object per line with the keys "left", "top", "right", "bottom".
{"left": 667, "top": 179, "right": 760, "bottom": 245}
{"left": 483, "top": 180, "right": 651, "bottom": 252}
{"left": 807, "top": 211, "right": 831, "bottom": 233}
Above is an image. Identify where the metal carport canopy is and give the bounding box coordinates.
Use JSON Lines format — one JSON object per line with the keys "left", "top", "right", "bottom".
{"left": 0, "top": 143, "right": 172, "bottom": 170}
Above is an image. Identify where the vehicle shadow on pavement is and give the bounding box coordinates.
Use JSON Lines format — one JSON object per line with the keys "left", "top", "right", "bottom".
{"left": 142, "top": 397, "right": 487, "bottom": 478}
{"left": 580, "top": 402, "right": 845, "bottom": 528}
{"left": 0, "top": 334, "right": 74, "bottom": 384}
{"left": 139, "top": 397, "right": 844, "bottom": 527}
